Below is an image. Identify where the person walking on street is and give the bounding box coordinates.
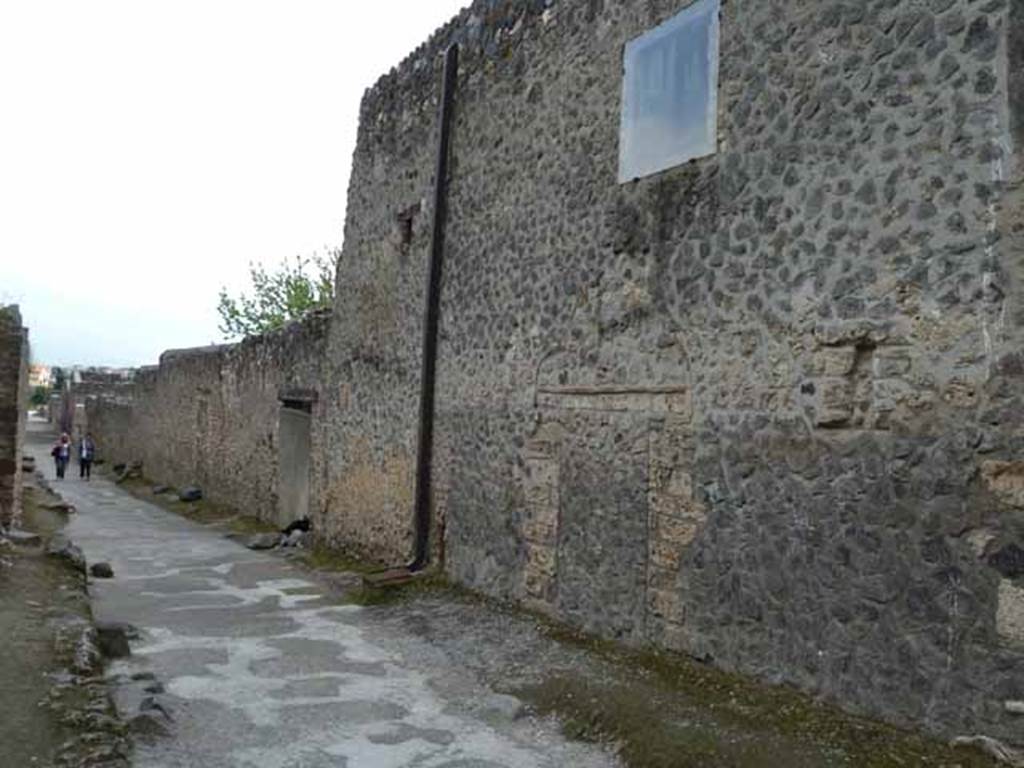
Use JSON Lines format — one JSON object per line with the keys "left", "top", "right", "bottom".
{"left": 79, "top": 433, "right": 96, "bottom": 480}
{"left": 52, "top": 433, "right": 71, "bottom": 480}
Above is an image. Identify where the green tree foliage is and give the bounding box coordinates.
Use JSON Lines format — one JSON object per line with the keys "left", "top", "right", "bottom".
{"left": 29, "top": 385, "right": 50, "bottom": 407}
{"left": 217, "top": 252, "right": 338, "bottom": 339}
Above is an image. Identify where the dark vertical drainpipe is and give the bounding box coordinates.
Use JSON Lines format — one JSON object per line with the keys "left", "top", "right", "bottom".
{"left": 411, "top": 43, "right": 459, "bottom": 572}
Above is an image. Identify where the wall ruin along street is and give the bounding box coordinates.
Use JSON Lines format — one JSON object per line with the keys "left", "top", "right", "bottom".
{"left": 331, "top": 0, "right": 1024, "bottom": 745}
{"left": 87, "top": 311, "right": 329, "bottom": 530}
{"left": 87, "top": 0, "right": 1024, "bottom": 747}
{"left": 0, "top": 306, "right": 28, "bottom": 529}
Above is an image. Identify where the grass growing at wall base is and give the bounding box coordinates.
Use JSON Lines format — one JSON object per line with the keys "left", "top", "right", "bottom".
{"left": 300, "top": 545, "right": 378, "bottom": 575}
{"left": 514, "top": 620, "right": 1000, "bottom": 768}
{"left": 345, "top": 569, "right": 450, "bottom": 607}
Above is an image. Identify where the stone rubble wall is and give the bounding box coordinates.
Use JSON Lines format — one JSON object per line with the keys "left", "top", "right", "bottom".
{"left": 86, "top": 310, "right": 330, "bottom": 530}
{"left": 333, "top": 0, "right": 1024, "bottom": 745}
{"left": 50, "top": 367, "right": 135, "bottom": 441}
{"left": 0, "top": 306, "right": 28, "bottom": 529}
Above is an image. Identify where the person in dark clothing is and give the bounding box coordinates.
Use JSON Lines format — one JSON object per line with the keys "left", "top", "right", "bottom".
{"left": 79, "top": 433, "right": 96, "bottom": 480}
{"left": 51, "top": 433, "right": 71, "bottom": 479}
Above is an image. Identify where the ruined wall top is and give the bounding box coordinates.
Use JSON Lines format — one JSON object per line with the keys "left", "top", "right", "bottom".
{"left": 361, "top": 0, "right": 557, "bottom": 116}
{"left": 159, "top": 307, "right": 332, "bottom": 369}
{"left": 0, "top": 305, "right": 23, "bottom": 331}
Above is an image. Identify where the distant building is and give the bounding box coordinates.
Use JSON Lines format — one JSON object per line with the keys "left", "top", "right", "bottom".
{"left": 27, "top": 364, "right": 51, "bottom": 389}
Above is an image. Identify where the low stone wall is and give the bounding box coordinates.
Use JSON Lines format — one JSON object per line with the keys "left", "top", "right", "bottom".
{"left": 86, "top": 311, "right": 330, "bottom": 530}
{"left": 0, "top": 306, "right": 28, "bottom": 528}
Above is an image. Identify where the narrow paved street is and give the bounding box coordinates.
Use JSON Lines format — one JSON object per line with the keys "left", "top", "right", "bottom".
{"left": 27, "top": 422, "right": 617, "bottom": 768}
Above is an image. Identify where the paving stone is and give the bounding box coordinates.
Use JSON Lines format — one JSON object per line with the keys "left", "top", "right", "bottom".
{"left": 5, "top": 529, "right": 41, "bottom": 546}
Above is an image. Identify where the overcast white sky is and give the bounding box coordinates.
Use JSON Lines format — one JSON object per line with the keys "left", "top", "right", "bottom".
{"left": 0, "top": 0, "right": 466, "bottom": 367}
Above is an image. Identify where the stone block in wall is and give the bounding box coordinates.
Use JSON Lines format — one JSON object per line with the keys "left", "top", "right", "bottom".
{"left": 873, "top": 349, "right": 913, "bottom": 378}
{"left": 646, "top": 423, "right": 705, "bottom": 640}
{"left": 813, "top": 377, "right": 855, "bottom": 427}
{"left": 815, "top": 319, "right": 910, "bottom": 348}
{"left": 870, "top": 377, "right": 917, "bottom": 422}
{"left": 982, "top": 461, "right": 1024, "bottom": 511}
{"left": 522, "top": 512, "right": 558, "bottom": 545}
{"left": 805, "top": 333, "right": 926, "bottom": 431}
{"left": 648, "top": 587, "right": 686, "bottom": 624}
{"left": 520, "top": 447, "right": 561, "bottom": 609}
{"left": 649, "top": 516, "right": 702, "bottom": 568}
{"left": 817, "top": 347, "right": 857, "bottom": 377}
{"left": 647, "top": 564, "right": 678, "bottom": 593}
{"left": 997, "top": 580, "right": 1024, "bottom": 646}
{"left": 524, "top": 543, "right": 557, "bottom": 581}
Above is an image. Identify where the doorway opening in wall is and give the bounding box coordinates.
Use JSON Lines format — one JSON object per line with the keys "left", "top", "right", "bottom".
{"left": 278, "top": 396, "right": 312, "bottom": 530}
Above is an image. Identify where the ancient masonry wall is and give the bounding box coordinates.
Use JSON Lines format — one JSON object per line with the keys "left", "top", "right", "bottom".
{"left": 87, "top": 311, "right": 330, "bottom": 530}
{"left": 51, "top": 368, "right": 135, "bottom": 441}
{"left": 0, "top": 306, "right": 28, "bottom": 529}
{"left": 334, "top": 0, "right": 1024, "bottom": 744}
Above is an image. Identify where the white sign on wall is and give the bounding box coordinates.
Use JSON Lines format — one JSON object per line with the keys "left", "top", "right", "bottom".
{"left": 618, "top": 0, "right": 721, "bottom": 183}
